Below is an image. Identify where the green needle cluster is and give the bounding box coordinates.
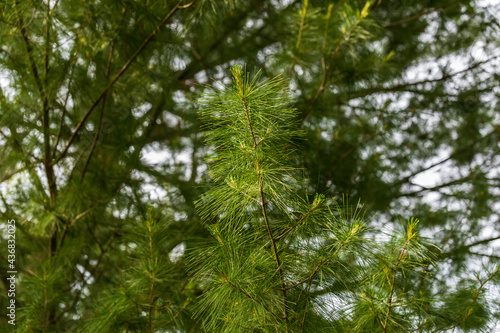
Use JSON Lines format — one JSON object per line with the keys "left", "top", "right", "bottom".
{"left": 186, "top": 66, "right": 489, "bottom": 333}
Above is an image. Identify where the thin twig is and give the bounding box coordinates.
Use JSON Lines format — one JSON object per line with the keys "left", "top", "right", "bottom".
{"left": 396, "top": 128, "right": 497, "bottom": 186}
{"left": 221, "top": 272, "right": 285, "bottom": 321}
{"left": 147, "top": 221, "right": 155, "bottom": 333}
{"left": 15, "top": 0, "right": 57, "bottom": 201}
{"left": 351, "top": 55, "right": 500, "bottom": 100}
{"left": 383, "top": 236, "right": 411, "bottom": 332}
{"left": 283, "top": 240, "right": 347, "bottom": 291}
{"left": 80, "top": 41, "right": 114, "bottom": 182}
{"left": 275, "top": 201, "right": 321, "bottom": 240}
{"left": 384, "top": 6, "right": 448, "bottom": 28}
{"left": 368, "top": 293, "right": 385, "bottom": 330}
{"left": 51, "top": 64, "right": 75, "bottom": 160}
{"left": 301, "top": 278, "right": 313, "bottom": 333}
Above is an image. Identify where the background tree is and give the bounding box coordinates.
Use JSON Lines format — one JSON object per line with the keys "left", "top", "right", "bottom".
{"left": 0, "top": 0, "right": 499, "bottom": 331}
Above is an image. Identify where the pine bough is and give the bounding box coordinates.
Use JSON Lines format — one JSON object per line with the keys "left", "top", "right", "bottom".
{"left": 187, "top": 66, "right": 498, "bottom": 333}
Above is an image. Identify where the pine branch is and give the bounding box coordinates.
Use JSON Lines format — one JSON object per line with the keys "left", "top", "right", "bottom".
{"left": 275, "top": 197, "right": 322, "bottom": 240}
{"left": 15, "top": 0, "right": 57, "bottom": 203}
{"left": 302, "top": 3, "right": 370, "bottom": 124}
{"left": 383, "top": 6, "right": 449, "bottom": 28}
{"left": 282, "top": 235, "right": 350, "bottom": 291}
{"left": 350, "top": 55, "right": 500, "bottom": 100}
{"left": 383, "top": 234, "right": 411, "bottom": 332}
{"left": 396, "top": 127, "right": 497, "bottom": 187}
{"left": 368, "top": 293, "right": 385, "bottom": 330}
{"left": 80, "top": 41, "right": 114, "bottom": 182}
{"left": 147, "top": 220, "right": 156, "bottom": 333}
{"left": 237, "top": 73, "right": 290, "bottom": 331}
{"left": 433, "top": 269, "right": 499, "bottom": 332}
{"left": 51, "top": 1, "right": 196, "bottom": 166}
{"left": 51, "top": 71, "right": 72, "bottom": 161}
{"left": 194, "top": 66, "right": 450, "bottom": 332}
{"left": 220, "top": 272, "right": 285, "bottom": 321}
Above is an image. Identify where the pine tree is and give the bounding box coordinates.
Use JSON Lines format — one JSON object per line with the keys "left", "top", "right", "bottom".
{"left": 188, "top": 66, "right": 499, "bottom": 332}
{"left": 1, "top": 0, "right": 499, "bottom": 331}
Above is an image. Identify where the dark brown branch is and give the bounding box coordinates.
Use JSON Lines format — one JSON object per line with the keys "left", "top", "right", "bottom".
{"left": 396, "top": 128, "right": 497, "bottom": 186}
{"left": 464, "top": 235, "right": 500, "bottom": 249}
{"left": 444, "top": 235, "right": 500, "bottom": 259}
{"left": 15, "top": 1, "right": 57, "bottom": 201}
{"left": 43, "top": 0, "right": 57, "bottom": 201}
{"left": 399, "top": 177, "right": 470, "bottom": 197}
{"left": 383, "top": 6, "right": 448, "bottom": 28}
{"left": 51, "top": 60, "right": 76, "bottom": 160}
{"left": 81, "top": 42, "right": 114, "bottom": 182}
{"left": 350, "top": 55, "right": 500, "bottom": 100}
{"left": 469, "top": 251, "right": 500, "bottom": 260}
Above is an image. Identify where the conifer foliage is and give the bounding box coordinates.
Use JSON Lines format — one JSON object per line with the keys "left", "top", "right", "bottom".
{"left": 1, "top": 0, "right": 499, "bottom": 331}
{"left": 84, "top": 209, "right": 193, "bottom": 332}
{"left": 187, "top": 66, "right": 493, "bottom": 332}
